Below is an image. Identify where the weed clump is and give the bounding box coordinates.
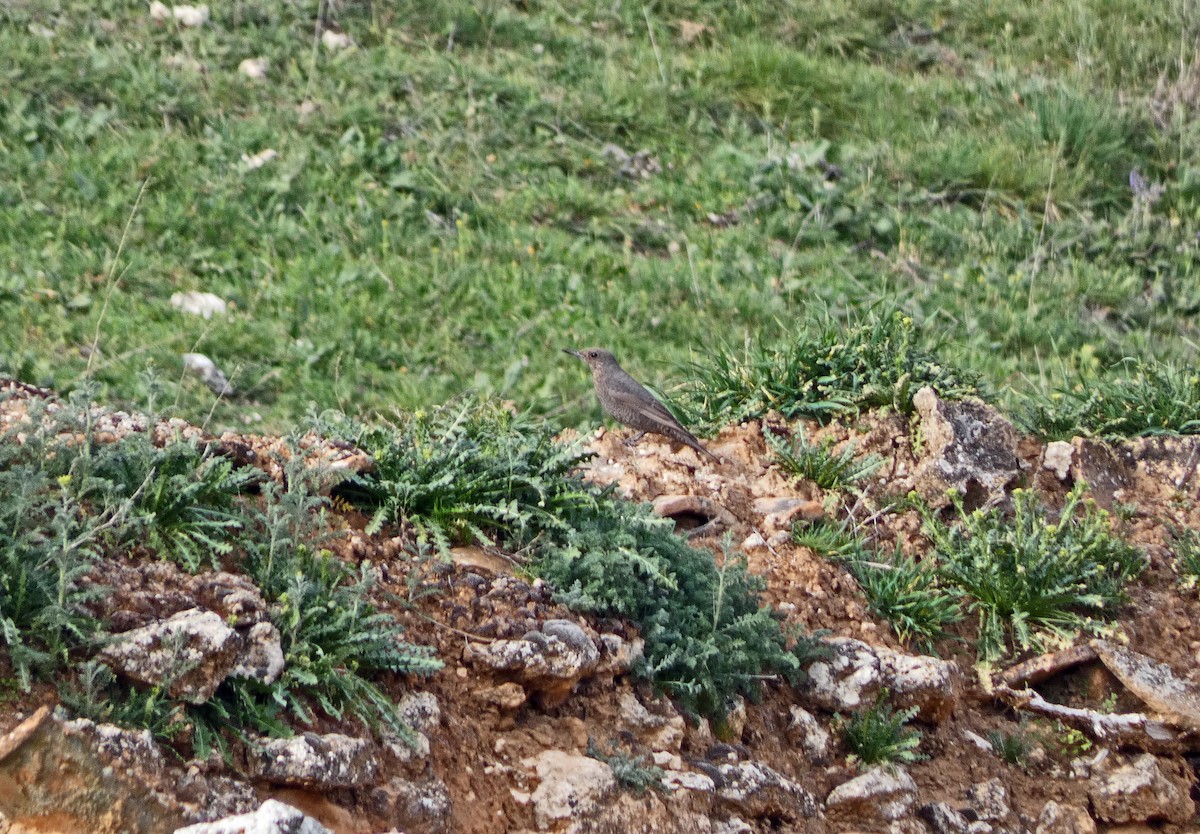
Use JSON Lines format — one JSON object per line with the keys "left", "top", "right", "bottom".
{"left": 923, "top": 486, "right": 1144, "bottom": 662}
{"left": 766, "top": 426, "right": 883, "bottom": 491}
{"left": 680, "top": 312, "right": 983, "bottom": 431}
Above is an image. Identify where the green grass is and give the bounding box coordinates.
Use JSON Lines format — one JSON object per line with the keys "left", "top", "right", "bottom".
{"left": 1, "top": 0, "right": 1198, "bottom": 435}
{"left": 838, "top": 693, "right": 924, "bottom": 769}
{"left": 766, "top": 425, "right": 884, "bottom": 491}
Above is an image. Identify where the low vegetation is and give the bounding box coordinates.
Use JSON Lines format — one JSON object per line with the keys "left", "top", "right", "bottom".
{"left": 838, "top": 693, "right": 924, "bottom": 769}
{"left": 766, "top": 425, "right": 884, "bottom": 491}
{"left": 332, "top": 399, "right": 812, "bottom": 717}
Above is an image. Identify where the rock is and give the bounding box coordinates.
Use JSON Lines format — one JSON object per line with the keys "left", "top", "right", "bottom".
{"left": 716, "top": 760, "right": 820, "bottom": 822}
{"left": 371, "top": 775, "right": 451, "bottom": 834}
{"left": 522, "top": 750, "right": 616, "bottom": 829}
{"left": 0, "top": 707, "right": 185, "bottom": 834}
{"left": 652, "top": 494, "right": 737, "bottom": 538}
{"left": 321, "top": 29, "right": 353, "bottom": 50}
{"left": 171, "top": 4, "right": 209, "bottom": 26}
{"left": 920, "top": 802, "right": 972, "bottom": 834}
{"left": 1035, "top": 801, "right": 1096, "bottom": 834}
{"left": 965, "top": 778, "right": 1008, "bottom": 822}
{"left": 236, "top": 57, "right": 268, "bottom": 80}
{"left": 1042, "top": 441, "right": 1074, "bottom": 481}
{"left": 912, "top": 387, "right": 1019, "bottom": 508}
{"left": 169, "top": 292, "right": 227, "bottom": 319}
{"left": 617, "top": 691, "right": 685, "bottom": 752}
{"left": 801, "top": 637, "right": 960, "bottom": 722}
{"left": 248, "top": 733, "right": 377, "bottom": 789}
{"left": 187, "top": 572, "right": 269, "bottom": 625}
{"left": 595, "top": 633, "right": 644, "bottom": 677}
{"left": 1088, "top": 753, "right": 1193, "bottom": 825}
{"left": 713, "top": 817, "right": 752, "bottom": 834}
{"left": 788, "top": 706, "right": 832, "bottom": 763}
{"left": 100, "top": 608, "right": 241, "bottom": 703}
{"left": 464, "top": 620, "right": 601, "bottom": 707}
{"left": 182, "top": 353, "right": 233, "bottom": 396}
{"left": 397, "top": 692, "right": 441, "bottom": 736}
{"left": 1068, "top": 439, "right": 1134, "bottom": 508}
{"left": 1092, "top": 639, "right": 1200, "bottom": 732}
{"left": 753, "top": 497, "right": 824, "bottom": 535}
{"left": 173, "top": 800, "right": 330, "bottom": 834}
{"left": 662, "top": 769, "right": 716, "bottom": 792}
{"left": 475, "top": 682, "right": 527, "bottom": 710}
{"left": 826, "top": 766, "right": 917, "bottom": 825}
{"left": 229, "top": 622, "right": 284, "bottom": 685}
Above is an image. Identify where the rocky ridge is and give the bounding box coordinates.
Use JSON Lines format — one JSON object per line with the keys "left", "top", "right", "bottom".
{"left": 2, "top": 381, "right": 1200, "bottom": 833}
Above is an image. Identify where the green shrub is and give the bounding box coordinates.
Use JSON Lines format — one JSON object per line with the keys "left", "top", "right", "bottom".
{"left": 329, "top": 401, "right": 806, "bottom": 718}
{"left": 839, "top": 693, "right": 924, "bottom": 768}
{"left": 586, "top": 738, "right": 665, "bottom": 793}
{"left": 924, "top": 486, "right": 1144, "bottom": 662}
{"left": 986, "top": 728, "right": 1033, "bottom": 767}
{"left": 766, "top": 426, "right": 883, "bottom": 491}
{"left": 680, "top": 311, "right": 984, "bottom": 431}
{"left": 1171, "top": 527, "right": 1200, "bottom": 590}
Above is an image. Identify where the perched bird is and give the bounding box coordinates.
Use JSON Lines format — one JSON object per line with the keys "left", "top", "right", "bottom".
{"left": 565, "top": 347, "right": 720, "bottom": 462}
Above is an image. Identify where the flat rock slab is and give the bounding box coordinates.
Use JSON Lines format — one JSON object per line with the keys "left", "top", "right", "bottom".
{"left": 0, "top": 707, "right": 184, "bottom": 834}
{"left": 173, "top": 799, "right": 330, "bottom": 834}
{"left": 249, "top": 733, "right": 378, "bottom": 789}
{"left": 1093, "top": 640, "right": 1200, "bottom": 732}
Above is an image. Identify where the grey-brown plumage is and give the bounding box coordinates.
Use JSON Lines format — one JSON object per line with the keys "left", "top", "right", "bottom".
{"left": 565, "top": 347, "right": 719, "bottom": 462}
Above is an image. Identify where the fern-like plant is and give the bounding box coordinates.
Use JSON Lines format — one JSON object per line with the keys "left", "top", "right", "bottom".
{"left": 839, "top": 693, "right": 925, "bottom": 768}
{"left": 766, "top": 426, "right": 883, "bottom": 491}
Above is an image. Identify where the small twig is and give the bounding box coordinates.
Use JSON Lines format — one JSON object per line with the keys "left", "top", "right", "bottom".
{"left": 641, "top": 4, "right": 668, "bottom": 86}
{"left": 414, "top": 610, "right": 499, "bottom": 643}
{"left": 86, "top": 177, "right": 151, "bottom": 376}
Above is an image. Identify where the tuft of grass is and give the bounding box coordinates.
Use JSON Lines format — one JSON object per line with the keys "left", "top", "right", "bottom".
{"left": 1171, "top": 527, "right": 1200, "bottom": 590}
{"left": 986, "top": 728, "right": 1033, "bottom": 767}
{"left": 839, "top": 544, "right": 963, "bottom": 652}
{"left": 839, "top": 693, "right": 925, "bottom": 769}
{"left": 766, "top": 426, "right": 883, "bottom": 491}
{"left": 792, "top": 518, "right": 865, "bottom": 559}
{"left": 1021, "top": 360, "right": 1200, "bottom": 439}
{"left": 586, "top": 738, "right": 665, "bottom": 793}
{"left": 680, "top": 312, "right": 984, "bottom": 432}
{"left": 924, "top": 485, "right": 1144, "bottom": 662}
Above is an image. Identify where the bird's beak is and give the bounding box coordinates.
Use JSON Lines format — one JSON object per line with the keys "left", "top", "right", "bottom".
{"left": 563, "top": 349, "right": 582, "bottom": 359}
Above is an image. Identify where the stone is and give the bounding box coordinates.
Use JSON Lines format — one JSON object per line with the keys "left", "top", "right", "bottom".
{"left": 716, "top": 760, "right": 820, "bottom": 821}
{"left": 1092, "top": 639, "right": 1200, "bottom": 732}
{"left": 173, "top": 800, "right": 330, "bottom": 834}
{"left": 229, "top": 622, "right": 284, "bottom": 685}
{"left": 0, "top": 707, "right": 184, "bottom": 834}
{"left": 662, "top": 769, "right": 716, "bottom": 792}
{"left": 1035, "top": 801, "right": 1096, "bottom": 834}
{"left": 464, "top": 619, "right": 600, "bottom": 707}
{"left": 321, "top": 30, "right": 353, "bottom": 50}
{"left": 236, "top": 57, "right": 268, "bottom": 80}
{"left": 475, "top": 682, "right": 527, "bottom": 710}
{"left": 397, "top": 692, "right": 441, "bottom": 736}
{"left": 801, "top": 637, "right": 960, "bottom": 722}
{"left": 187, "top": 572, "right": 269, "bottom": 625}
{"left": 966, "top": 778, "right": 1009, "bottom": 822}
{"left": 920, "top": 802, "right": 971, "bottom": 834}
{"left": 181, "top": 353, "right": 233, "bottom": 396}
{"left": 522, "top": 750, "right": 616, "bottom": 829}
{"left": 371, "top": 776, "right": 451, "bottom": 834}
{"left": 788, "top": 706, "right": 832, "bottom": 763}
{"left": 826, "top": 766, "right": 917, "bottom": 825}
{"left": 595, "top": 633, "right": 644, "bottom": 677}
{"left": 912, "top": 387, "right": 1019, "bottom": 508}
{"left": 1088, "top": 753, "right": 1193, "bottom": 825}
{"left": 617, "top": 691, "right": 684, "bottom": 752}
{"left": 248, "top": 733, "right": 377, "bottom": 789}
{"left": 1042, "top": 441, "right": 1074, "bottom": 481}
{"left": 100, "top": 608, "right": 241, "bottom": 703}
{"left": 169, "top": 292, "right": 227, "bottom": 319}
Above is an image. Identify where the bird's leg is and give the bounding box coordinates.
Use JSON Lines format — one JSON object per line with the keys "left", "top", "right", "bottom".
{"left": 623, "top": 431, "right": 647, "bottom": 447}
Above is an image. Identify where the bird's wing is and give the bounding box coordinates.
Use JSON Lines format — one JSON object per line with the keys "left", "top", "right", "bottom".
{"left": 617, "top": 388, "right": 691, "bottom": 434}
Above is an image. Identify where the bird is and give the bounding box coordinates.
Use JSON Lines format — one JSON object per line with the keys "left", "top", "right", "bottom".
{"left": 564, "top": 347, "right": 720, "bottom": 462}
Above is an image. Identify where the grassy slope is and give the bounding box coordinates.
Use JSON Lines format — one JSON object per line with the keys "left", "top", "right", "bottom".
{"left": 2, "top": 0, "right": 1199, "bottom": 432}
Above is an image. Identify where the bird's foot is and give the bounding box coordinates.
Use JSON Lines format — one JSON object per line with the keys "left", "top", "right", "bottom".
{"left": 623, "top": 431, "right": 647, "bottom": 447}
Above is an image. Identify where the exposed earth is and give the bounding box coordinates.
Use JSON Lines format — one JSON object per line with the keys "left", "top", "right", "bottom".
{"left": 2, "top": 379, "right": 1200, "bottom": 834}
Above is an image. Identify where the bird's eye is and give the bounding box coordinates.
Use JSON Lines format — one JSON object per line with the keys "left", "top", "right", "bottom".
{"left": 587, "top": 351, "right": 597, "bottom": 358}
